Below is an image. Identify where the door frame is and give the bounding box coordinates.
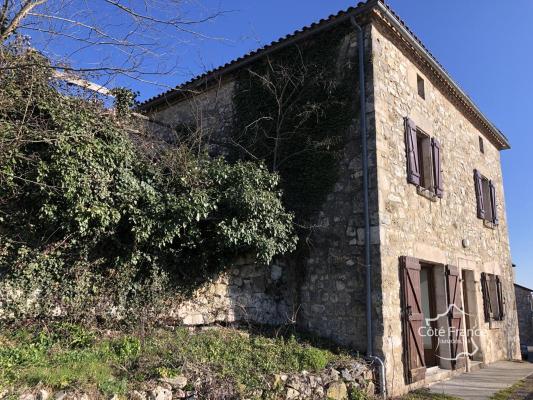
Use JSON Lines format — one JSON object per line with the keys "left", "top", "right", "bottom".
{"left": 401, "top": 256, "right": 468, "bottom": 384}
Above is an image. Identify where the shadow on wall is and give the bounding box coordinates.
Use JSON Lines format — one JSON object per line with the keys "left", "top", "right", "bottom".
{"left": 514, "top": 284, "right": 533, "bottom": 360}
{"left": 164, "top": 258, "right": 299, "bottom": 328}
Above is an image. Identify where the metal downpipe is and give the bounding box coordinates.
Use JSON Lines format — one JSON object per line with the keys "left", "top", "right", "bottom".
{"left": 350, "top": 16, "right": 386, "bottom": 398}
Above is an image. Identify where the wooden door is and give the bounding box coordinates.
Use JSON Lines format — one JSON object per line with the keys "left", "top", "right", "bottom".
{"left": 401, "top": 256, "right": 426, "bottom": 383}
{"left": 446, "top": 265, "right": 466, "bottom": 369}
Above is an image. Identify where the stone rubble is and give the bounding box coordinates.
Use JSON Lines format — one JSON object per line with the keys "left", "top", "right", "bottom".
{"left": 272, "top": 362, "right": 375, "bottom": 400}
{"left": 6, "top": 361, "right": 374, "bottom": 400}
{"left": 147, "top": 386, "right": 172, "bottom": 400}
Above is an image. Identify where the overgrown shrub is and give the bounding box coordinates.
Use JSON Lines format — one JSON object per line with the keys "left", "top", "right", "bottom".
{"left": 0, "top": 45, "right": 296, "bottom": 324}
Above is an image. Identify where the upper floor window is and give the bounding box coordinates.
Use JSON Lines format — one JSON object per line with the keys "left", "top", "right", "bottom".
{"left": 481, "top": 273, "right": 504, "bottom": 321}
{"left": 417, "top": 74, "right": 425, "bottom": 99}
{"left": 416, "top": 131, "right": 433, "bottom": 190}
{"left": 404, "top": 117, "right": 443, "bottom": 198}
{"left": 479, "top": 136, "right": 485, "bottom": 154}
{"left": 474, "top": 169, "right": 499, "bottom": 225}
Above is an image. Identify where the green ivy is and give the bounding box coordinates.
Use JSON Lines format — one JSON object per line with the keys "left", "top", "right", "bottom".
{"left": 110, "top": 87, "right": 139, "bottom": 116}
{"left": 0, "top": 45, "right": 297, "bottom": 324}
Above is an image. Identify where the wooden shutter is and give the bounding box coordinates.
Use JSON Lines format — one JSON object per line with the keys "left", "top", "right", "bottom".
{"left": 405, "top": 118, "right": 420, "bottom": 186}
{"left": 432, "top": 138, "right": 443, "bottom": 198}
{"left": 446, "top": 265, "right": 465, "bottom": 369}
{"left": 489, "top": 180, "right": 499, "bottom": 225}
{"left": 474, "top": 170, "right": 485, "bottom": 220}
{"left": 496, "top": 275, "right": 504, "bottom": 320}
{"left": 481, "top": 272, "right": 492, "bottom": 322}
{"left": 400, "top": 256, "right": 426, "bottom": 383}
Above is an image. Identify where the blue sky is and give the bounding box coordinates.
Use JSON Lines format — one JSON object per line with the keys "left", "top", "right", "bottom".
{"left": 32, "top": 1, "right": 533, "bottom": 288}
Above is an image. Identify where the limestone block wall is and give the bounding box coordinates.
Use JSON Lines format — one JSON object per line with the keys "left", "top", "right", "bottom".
{"left": 0, "top": 260, "right": 293, "bottom": 327}
{"left": 370, "top": 21, "right": 520, "bottom": 395}
{"left": 144, "top": 80, "right": 236, "bottom": 155}
{"left": 164, "top": 261, "right": 295, "bottom": 327}
{"left": 295, "top": 25, "right": 379, "bottom": 350}
{"left": 144, "top": 28, "right": 375, "bottom": 351}
{"left": 515, "top": 284, "right": 533, "bottom": 349}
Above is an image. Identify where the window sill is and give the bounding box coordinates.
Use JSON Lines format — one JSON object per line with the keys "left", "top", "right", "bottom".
{"left": 483, "top": 220, "right": 497, "bottom": 230}
{"left": 488, "top": 319, "right": 504, "bottom": 330}
{"left": 416, "top": 186, "right": 438, "bottom": 202}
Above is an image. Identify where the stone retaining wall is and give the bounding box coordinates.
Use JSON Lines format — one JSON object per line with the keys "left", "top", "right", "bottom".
{"left": 164, "top": 261, "right": 295, "bottom": 328}
{"left": 9, "top": 361, "right": 375, "bottom": 400}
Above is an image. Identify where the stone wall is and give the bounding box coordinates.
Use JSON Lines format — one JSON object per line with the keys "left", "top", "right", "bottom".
{"left": 164, "top": 261, "right": 295, "bottom": 328}
{"left": 515, "top": 284, "right": 533, "bottom": 350}
{"left": 143, "top": 80, "right": 235, "bottom": 156}
{"left": 145, "top": 27, "right": 375, "bottom": 351}
{"left": 295, "top": 25, "right": 379, "bottom": 349}
{"left": 9, "top": 360, "right": 375, "bottom": 400}
{"left": 370, "top": 20, "right": 520, "bottom": 395}
{"left": 0, "top": 260, "right": 295, "bottom": 329}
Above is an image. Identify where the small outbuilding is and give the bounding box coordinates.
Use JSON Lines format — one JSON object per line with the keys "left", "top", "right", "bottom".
{"left": 514, "top": 283, "right": 533, "bottom": 359}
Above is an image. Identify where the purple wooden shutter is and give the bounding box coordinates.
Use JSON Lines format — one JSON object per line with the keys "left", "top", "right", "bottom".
{"left": 446, "top": 265, "right": 465, "bottom": 369}
{"left": 404, "top": 118, "right": 420, "bottom": 186}
{"left": 481, "top": 273, "right": 492, "bottom": 322}
{"left": 400, "top": 256, "right": 426, "bottom": 383}
{"left": 432, "top": 138, "right": 443, "bottom": 198}
{"left": 489, "top": 180, "right": 499, "bottom": 225}
{"left": 474, "top": 170, "right": 485, "bottom": 220}
{"left": 496, "top": 275, "right": 504, "bottom": 320}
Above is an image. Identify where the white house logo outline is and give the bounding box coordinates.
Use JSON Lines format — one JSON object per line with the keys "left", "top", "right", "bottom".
{"left": 422, "top": 304, "right": 480, "bottom": 361}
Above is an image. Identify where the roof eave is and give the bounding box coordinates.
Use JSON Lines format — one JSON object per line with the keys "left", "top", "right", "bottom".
{"left": 374, "top": 2, "right": 510, "bottom": 150}
{"left": 515, "top": 283, "right": 533, "bottom": 293}
{"left": 137, "top": 1, "right": 378, "bottom": 112}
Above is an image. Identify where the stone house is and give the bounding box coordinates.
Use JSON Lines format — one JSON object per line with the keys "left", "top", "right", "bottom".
{"left": 514, "top": 283, "right": 533, "bottom": 358}
{"left": 138, "top": 0, "right": 520, "bottom": 396}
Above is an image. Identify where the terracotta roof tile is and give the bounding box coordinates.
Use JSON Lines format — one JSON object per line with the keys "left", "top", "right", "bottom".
{"left": 137, "top": 1, "right": 372, "bottom": 109}
{"left": 137, "top": 0, "right": 510, "bottom": 149}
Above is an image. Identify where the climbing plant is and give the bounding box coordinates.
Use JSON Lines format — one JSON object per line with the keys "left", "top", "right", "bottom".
{"left": 230, "top": 23, "right": 358, "bottom": 227}
{"left": 0, "top": 45, "right": 296, "bottom": 324}
{"left": 110, "top": 87, "right": 139, "bottom": 117}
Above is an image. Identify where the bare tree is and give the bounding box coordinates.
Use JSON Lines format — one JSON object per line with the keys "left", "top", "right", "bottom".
{"left": 231, "top": 50, "right": 345, "bottom": 172}
{"left": 0, "top": 0, "right": 226, "bottom": 85}
{"left": 229, "top": 42, "right": 354, "bottom": 225}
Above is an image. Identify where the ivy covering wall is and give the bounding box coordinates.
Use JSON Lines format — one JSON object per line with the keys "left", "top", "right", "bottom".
{"left": 230, "top": 23, "right": 358, "bottom": 227}
{"left": 0, "top": 45, "right": 296, "bottom": 324}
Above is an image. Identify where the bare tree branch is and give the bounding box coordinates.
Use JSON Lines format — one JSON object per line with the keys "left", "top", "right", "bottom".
{"left": 0, "top": 0, "right": 11, "bottom": 30}
{"left": 1, "top": 0, "right": 48, "bottom": 42}
{"left": 0, "top": 0, "right": 227, "bottom": 88}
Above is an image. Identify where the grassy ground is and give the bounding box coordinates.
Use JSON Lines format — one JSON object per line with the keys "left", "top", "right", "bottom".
{"left": 490, "top": 375, "right": 533, "bottom": 400}
{"left": 0, "top": 323, "right": 356, "bottom": 398}
{"left": 397, "top": 389, "right": 461, "bottom": 400}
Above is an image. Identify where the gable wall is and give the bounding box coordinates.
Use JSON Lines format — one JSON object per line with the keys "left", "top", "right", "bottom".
{"left": 145, "top": 28, "right": 377, "bottom": 351}
{"left": 144, "top": 80, "right": 236, "bottom": 155}
{"left": 370, "top": 21, "right": 520, "bottom": 395}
